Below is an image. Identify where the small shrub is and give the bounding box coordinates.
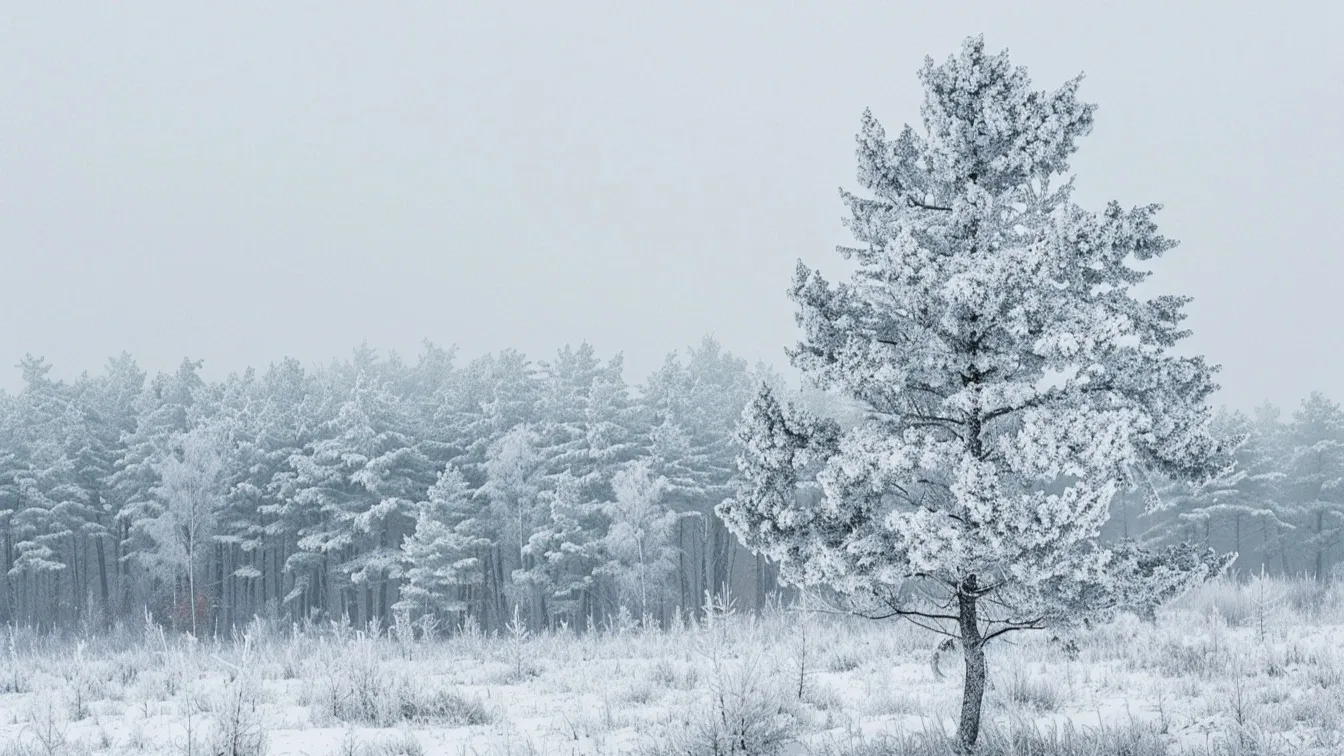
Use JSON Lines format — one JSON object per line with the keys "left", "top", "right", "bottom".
{"left": 395, "top": 685, "right": 492, "bottom": 726}
{"left": 825, "top": 648, "right": 864, "bottom": 673}
{"left": 651, "top": 658, "right": 699, "bottom": 690}
{"left": 1000, "top": 668, "right": 1061, "bottom": 712}
{"left": 312, "top": 646, "right": 490, "bottom": 728}
{"left": 23, "top": 695, "right": 69, "bottom": 756}
{"left": 802, "top": 683, "right": 845, "bottom": 712}
{"left": 1283, "top": 579, "right": 1333, "bottom": 620}
{"left": 657, "top": 654, "right": 797, "bottom": 756}
{"left": 209, "top": 677, "right": 268, "bottom": 756}
{"left": 1184, "top": 577, "right": 1256, "bottom": 627}
{"left": 619, "top": 679, "right": 659, "bottom": 706}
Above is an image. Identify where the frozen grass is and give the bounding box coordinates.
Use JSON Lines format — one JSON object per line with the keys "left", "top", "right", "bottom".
{"left": 0, "top": 576, "right": 1340, "bottom": 754}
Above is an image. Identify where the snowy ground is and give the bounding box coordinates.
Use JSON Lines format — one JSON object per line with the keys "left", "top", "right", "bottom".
{"left": 1, "top": 577, "right": 1342, "bottom": 756}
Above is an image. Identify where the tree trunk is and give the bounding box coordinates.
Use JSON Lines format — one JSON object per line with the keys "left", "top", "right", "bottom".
{"left": 3, "top": 524, "right": 12, "bottom": 624}
{"left": 215, "top": 543, "right": 225, "bottom": 633}
{"left": 700, "top": 516, "right": 712, "bottom": 610}
{"left": 1234, "top": 515, "right": 1242, "bottom": 566}
{"left": 1316, "top": 511, "right": 1326, "bottom": 583}
{"left": 320, "top": 552, "right": 329, "bottom": 619}
{"left": 637, "top": 534, "right": 647, "bottom": 620}
{"left": 755, "top": 552, "right": 766, "bottom": 611}
{"left": 956, "top": 577, "right": 987, "bottom": 754}
{"left": 188, "top": 545, "right": 198, "bottom": 637}
{"left": 677, "top": 519, "right": 689, "bottom": 614}
{"left": 95, "top": 535, "right": 110, "bottom": 618}
{"left": 379, "top": 579, "right": 389, "bottom": 625}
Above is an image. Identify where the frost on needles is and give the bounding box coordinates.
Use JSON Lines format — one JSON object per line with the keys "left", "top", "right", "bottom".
{"left": 717, "top": 35, "right": 1236, "bottom": 752}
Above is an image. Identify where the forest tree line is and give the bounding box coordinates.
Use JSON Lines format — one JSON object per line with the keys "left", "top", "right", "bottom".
{"left": 1114, "top": 393, "right": 1344, "bottom": 583}
{"left": 0, "top": 338, "right": 863, "bottom": 634}
{"left": 0, "top": 337, "right": 1338, "bottom": 635}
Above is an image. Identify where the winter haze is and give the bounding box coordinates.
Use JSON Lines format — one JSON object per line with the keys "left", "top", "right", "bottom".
{"left": 4, "top": 5, "right": 1344, "bottom": 756}
{"left": 2, "top": 2, "right": 1340, "bottom": 409}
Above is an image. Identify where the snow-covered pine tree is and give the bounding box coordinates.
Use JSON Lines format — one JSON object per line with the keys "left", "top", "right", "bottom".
{"left": 1241, "top": 403, "right": 1295, "bottom": 574}
{"left": 8, "top": 357, "right": 78, "bottom": 626}
{"left": 1281, "top": 392, "right": 1344, "bottom": 581}
{"left": 517, "top": 470, "right": 610, "bottom": 627}
{"left": 481, "top": 423, "right": 545, "bottom": 627}
{"left": 1140, "top": 409, "right": 1289, "bottom": 574}
{"left": 396, "top": 464, "right": 490, "bottom": 625}
{"left": 344, "top": 385, "right": 436, "bottom": 626}
{"left": 70, "top": 355, "right": 145, "bottom": 620}
{"left": 283, "top": 375, "right": 368, "bottom": 621}
{"left": 454, "top": 350, "right": 539, "bottom": 488}
{"left": 0, "top": 391, "right": 22, "bottom": 622}
{"left": 253, "top": 358, "right": 321, "bottom": 616}
{"left": 516, "top": 344, "right": 644, "bottom": 624}
{"left": 114, "top": 359, "right": 206, "bottom": 615}
{"left": 536, "top": 344, "right": 606, "bottom": 487}
{"left": 1139, "top": 410, "right": 1245, "bottom": 543}
{"left": 210, "top": 370, "right": 265, "bottom": 627}
{"left": 399, "top": 342, "right": 462, "bottom": 476}
{"left": 718, "top": 36, "right": 1232, "bottom": 752}
{"left": 286, "top": 352, "right": 435, "bottom": 624}
{"left": 642, "top": 337, "right": 758, "bottom": 608}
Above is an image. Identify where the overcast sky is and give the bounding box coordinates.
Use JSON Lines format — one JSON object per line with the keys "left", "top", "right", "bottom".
{"left": 1, "top": 2, "right": 1339, "bottom": 411}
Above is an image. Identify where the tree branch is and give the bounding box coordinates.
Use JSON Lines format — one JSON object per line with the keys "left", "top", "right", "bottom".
{"left": 906, "top": 196, "right": 953, "bottom": 212}
{"left": 861, "top": 607, "right": 961, "bottom": 623}
{"left": 982, "top": 619, "right": 1046, "bottom": 643}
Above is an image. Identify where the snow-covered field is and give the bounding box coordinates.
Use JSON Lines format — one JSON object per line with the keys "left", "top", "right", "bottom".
{"left": 1, "top": 576, "right": 1341, "bottom": 756}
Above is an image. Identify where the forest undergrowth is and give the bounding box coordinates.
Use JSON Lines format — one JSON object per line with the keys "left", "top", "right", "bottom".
{"left": 0, "top": 575, "right": 1341, "bottom": 756}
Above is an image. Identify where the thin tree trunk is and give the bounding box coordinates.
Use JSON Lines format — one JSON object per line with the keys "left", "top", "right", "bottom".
{"left": 3, "top": 524, "right": 12, "bottom": 624}
{"left": 677, "top": 519, "right": 689, "bottom": 614}
{"left": 724, "top": 538, "right": 737, "bottom": 599}
{"left": 494, "top": 544, "right": 508, "bottom": 626}
{"left": 380, "top": 522, "right": 392, "bottom": 624}
{"left": 1234, "top": 515, "right": 1242, "bottom": 566}
{"left": 95, "top": 535, "right": 110, "bottom": 618}
{"left": 68, "top": 533, "right": 80, "bottom": 621}
{"left": 637, "top": 535, "right": 647, "bottom": 619}
{"left": 754, "top": 552, "right": 765, "bottom": 611}
{"left": 215, "top": 543, "right": 224, "bottom": 633}
{"left": 700, "top": 516, "right": 711, "bottom": 610}
{"left": 956, "top": 576, "right": 987, "bottom": 753}
{"left": 188, "top": 541, "right": 198, "bottom": 637}
{"left": 1316, "top": 511, "right": 1326, "bottom": 583}
{"left": 320, "top": 552, "right": 329, "bottom": 619}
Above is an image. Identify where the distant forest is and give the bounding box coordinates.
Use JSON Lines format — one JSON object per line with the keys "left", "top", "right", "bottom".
{"left": 0, "top": 338, "right": 1338, "bottom": 635}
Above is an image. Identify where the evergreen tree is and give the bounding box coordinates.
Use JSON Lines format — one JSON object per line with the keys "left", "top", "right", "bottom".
{"left": 1282, "top": 392, "right": 1344, "bottom": 581}
{"left": 481, "top": 424, "right": 545, "bottom": 626}
{"left": 113, "top": 359, "right": 205, "bottom": 613}
{"left": 643, "top": 337, "right": 758, "bottom": 605}
{"left": 70, "top": 355, "right": 145, "bottom": 618}
{"left": 396, "top": 465, "right": 489, "bottom": 623}
{"left": 718, "top": 37, "right": 1230, "bottom": 751}
{"left": 520, "top": 471, "right": 610, "bottom": 627}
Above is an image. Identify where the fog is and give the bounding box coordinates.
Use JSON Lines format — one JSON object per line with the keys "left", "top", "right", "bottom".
{"left": 2, "top": 1, "right": 1340, "bottom": 409}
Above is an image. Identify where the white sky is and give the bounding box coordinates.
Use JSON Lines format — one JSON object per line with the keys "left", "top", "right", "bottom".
{"left": 1, "top": 2, "right": 1339, "bottom": 411}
